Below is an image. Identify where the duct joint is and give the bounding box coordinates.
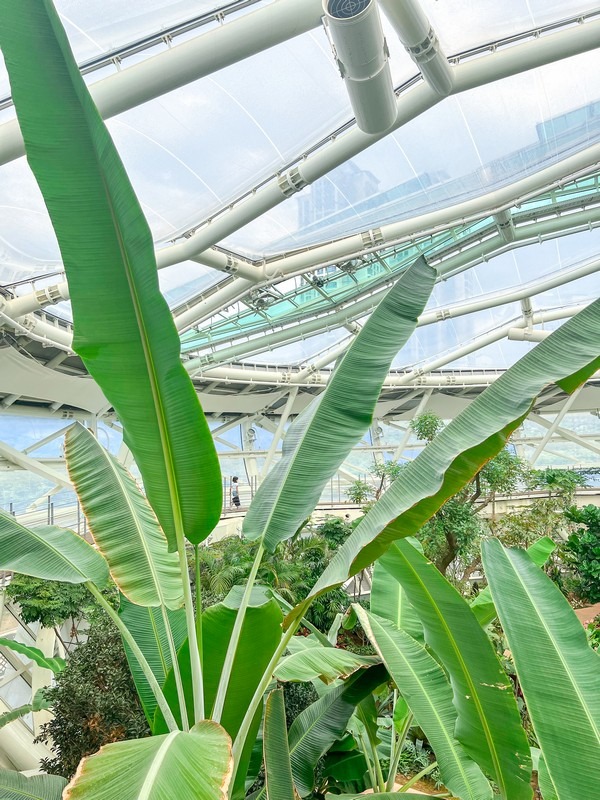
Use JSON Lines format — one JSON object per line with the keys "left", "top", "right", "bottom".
{"left": 278, "top": 167, "right": 308, "bottom": 198}
{"left": 406, "top": 27, "right": 438, "bottom": 64}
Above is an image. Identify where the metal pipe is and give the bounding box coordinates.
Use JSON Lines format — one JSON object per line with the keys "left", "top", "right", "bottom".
{"left": 379, "top": 0, "right": 453, "bottom": 96}
{"left": 322, "top": 0, "right": 397, "bottom": 134}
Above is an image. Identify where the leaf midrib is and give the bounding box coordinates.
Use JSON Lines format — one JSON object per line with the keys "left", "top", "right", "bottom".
{"left": 363, "top": 612, "right": 484, "bottom": 800}
{"left": 398, "top": 549, "right": 508, "bottom": 796}
{"left": 499, "top": 548, "right": 600, "bottom": 753}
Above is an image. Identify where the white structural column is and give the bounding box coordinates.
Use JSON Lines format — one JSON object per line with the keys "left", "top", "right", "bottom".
{"left": 392, "top": 388, "right": 433, "bottom": 460}
{"left": 528, "top": 387, "right": 584, "bottom": 465}
{"left": 260, "top": 387, "right": 299, "bottom": 478}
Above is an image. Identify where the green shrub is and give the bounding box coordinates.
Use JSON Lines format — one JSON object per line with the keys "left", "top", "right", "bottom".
{"left": 37, "top": 615, "right": 149, "bottom": 779}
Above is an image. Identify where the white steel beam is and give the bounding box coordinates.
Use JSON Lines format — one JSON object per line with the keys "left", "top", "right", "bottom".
{"left": 187, "top": 260, "right": 598, "bottom": 368}
{"left": 192, "top": 304, "right": 587, "bottom": 386}
{"left": 529, "top": 412, "right": 600, "bottom": 459}
{"left": 0, "top": 0, "right": 325, "bottom": 166}
{"left": 0, "top": 439, "right": 70, "bottom": 488}
{"left": 528, "top": 387, "right": 584, "bottom": 465}
{"left": 392, "top": 388, "right": 432, "bottom": 460}
{"left": 5, "top": 15, "right": 600, "bottom": 339}
{"left": 155, "top": 18, "right": 600, "bottom": 274}
{"left": 260, "top": 386, "right": 298, "bottom": 478}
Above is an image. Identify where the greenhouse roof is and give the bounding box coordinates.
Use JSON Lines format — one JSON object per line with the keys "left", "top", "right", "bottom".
{"left": 0, "top": 0, "right": 599, "bottom": 419}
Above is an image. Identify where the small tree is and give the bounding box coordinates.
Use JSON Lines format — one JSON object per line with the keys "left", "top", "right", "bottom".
{"left": 410, "top": 412, "right": 445, "bottom": 443}
{"left": 345, "top": 478, "right": 374, "bottom": 506}
{"left": 370, "top": 461, "right": 405, "bottom": 499}
{"left": 37, "top": 615, "right": 150, "bottom": 779}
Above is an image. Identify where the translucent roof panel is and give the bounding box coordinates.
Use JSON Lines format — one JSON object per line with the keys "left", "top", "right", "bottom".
{"left": 241, "top": 329, "right": 349, "bottom": 367}
{"left": 224, "top": 50, "right": 600, "bottom": 254}
{"left": 0, "top": 160, "right": 62, "bottom": 284}
{"left": 54, "top": 0, "right": 246, "bottom": 62}
{"left": 420, "top": 0, "right": 600, "bottom": 54}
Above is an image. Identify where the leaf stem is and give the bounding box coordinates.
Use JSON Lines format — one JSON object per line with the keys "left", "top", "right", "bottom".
{"left": 399, "top": 759, "right": 438, "bottom": 792}
{"left": 387, "top": 706, "right": 413, "bottom": 791}
{"left": 85, "top": 582, "right": 178, "bottom": 733}
{"left": 176, "top": 534, "right": 204, "bottom": 721}
{"left": 194, "top": 544, "right": 203, "bottom": 666}
{"left": 231, "top": 618, "right": 299, "bottom": 786}
{"left": 212, "top": 542, "right": 264, "bottom": 722}
{"left": 160, "top": 605, "right": 188, "bottom": 731}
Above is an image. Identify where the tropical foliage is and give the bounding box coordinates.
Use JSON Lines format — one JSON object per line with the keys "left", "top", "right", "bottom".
{"left": 0, "top": 3, "right": 598, "bottom": 800}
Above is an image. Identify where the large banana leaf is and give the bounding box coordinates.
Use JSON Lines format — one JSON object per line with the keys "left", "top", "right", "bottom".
{"left": 0, "top": 511, "right": 108, "bottom": 585}
{"left": 288, "top": 664, "right": 388, "bottom": 797}
{"left": 0, "top": 0, "right": 221, "bottom": 550}
{"left": 293, "top": 299, "right": 600, "bottom": 619}
{"left": 64, "top": 720, "right": 233, "bottom": 800}
{"left": 471, "top": 536, "right": 556, "bottom": 627}
{"left": 264, "top": 689, "right": 299, "bottom": 800}
{"left": 119, "top": 596, "right": 187, "bottom": 727}
{"left": 0, "top": 689, "right": 52, "bottom": 730}
{"left": 0, "top": 637, "right": 65, "bottom": 674}
{"left": 538, "top": 753, "right": 559, "bottom": 800}
{"left": 371, "top": 540, "right": 423, "bottom": 643}
{"left": 378, "top": 541, "right": 532, "bottom": 800}
{"left": 354, "top": 607, "right": 492, "bottom": 800}
{"left": 153, "top": 587, "right": 281, "bottom": 797}
{"left": 481, "top": 540, "right": 600, "bottom": 800}
{"left": 275, "top": 646, "right": 379, "bottom": 684}
{"left": 325, "top": 795, "right": 435, "bottom": 799}
{"left": 243, "top": 256, "right": 436, "bottom": 551}
{"left": 65, "top": 425, "right": 183, "bottom": 609}
{"left": 0, "top": 771, "right": 66, "bottom": 800}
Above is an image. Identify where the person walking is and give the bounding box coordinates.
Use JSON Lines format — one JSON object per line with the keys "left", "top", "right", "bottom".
{"left": 230, "top": 476, "right": 241, "bottom": 508}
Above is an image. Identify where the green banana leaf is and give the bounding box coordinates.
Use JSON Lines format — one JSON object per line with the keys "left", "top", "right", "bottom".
{"left": 0, "top": 510, "right": 108, "bottom": 585}
{"left": 264, "top": 689, "right": 299, "bottom": 800}
{"left": 0, "top": 770, "right": 66, "bottom": 800}
{"left": 63, "top": 720, "right": 233, "bottom": 800}
{"left": 119, "top": 596, "right": 187, "bottom": 727}
{"left": 0, "top": 689, "right": 52, "bottom": 730}
{"left": 538, "top": 753, "right": 559, "bottom": 800}
{"left": 0, "top": 637, "right": 65, "bottom": 674}
{"left": 65, "top": 425, "right": 184, "bottom": 609}
{"left": 378, "top": 541, "right": 532, "bottom": 800}
{"left": 288, "top": 664, "right": 388, "bottom": 797}
{"left": 354, "top": 606, "right": 492, "bottom": 800}
{"left": 322, "top": 745, "right": 368, "bottom": 784}
{"left": 294, "top": 298, "right": 600, "bottom": 620}
{"left": 154, "top": 587, "right": 281, "bottom": 797}
{"left": 0, "top": 0, "right": 221, "bottom": 550}
{"left": 275, "top": 645, "right": 379, "bottom": 684}
{"left": 325, "top": 794, "right": 436, "bottom": 799}
{"left": 471, "top": 536, "right": 556, "bottom": 626}
{"left": 243, "top": 256, "right": 436, "bottom": 551}
{"left": 481, "top": 540, "right": 600, "bottom": 800}
{"left": 371, "top": 540, "right": 423, "bottom": 643}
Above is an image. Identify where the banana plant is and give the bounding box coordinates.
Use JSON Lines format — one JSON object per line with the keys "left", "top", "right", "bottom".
{"left": 481, "top": 541, "right": 600, "bottom": 800}
{"left": 1, "top": 1, "right": 599, "bottom": 799}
